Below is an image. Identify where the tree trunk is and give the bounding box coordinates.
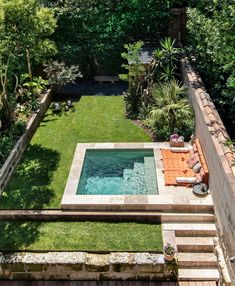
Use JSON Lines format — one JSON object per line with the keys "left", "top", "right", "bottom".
{"left": 26, "top": 48, "right": 33, "bottom": 95}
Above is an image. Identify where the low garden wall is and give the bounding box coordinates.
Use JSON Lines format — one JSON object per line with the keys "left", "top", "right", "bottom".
{"left": 181, "top": 57, "right": 235, "bottom": 279}
{"left": 0, "top": 90, "right": 53, "bottom": 195}
{"left": 0, "top": 252, "right": 176, "bottom": 280}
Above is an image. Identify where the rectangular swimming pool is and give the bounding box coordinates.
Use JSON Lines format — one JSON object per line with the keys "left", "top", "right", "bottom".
{"left": 77, "top": 149, "right": 158, "bottom": 195}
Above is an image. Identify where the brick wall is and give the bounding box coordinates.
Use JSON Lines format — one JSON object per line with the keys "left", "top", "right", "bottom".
{"left": 181, "top": 57, "right": 235, "bottom": 280}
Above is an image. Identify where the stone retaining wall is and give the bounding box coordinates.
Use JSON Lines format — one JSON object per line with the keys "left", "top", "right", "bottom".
{"left": 181, "top": 57, "right": 235, "bottom": 280}
{"left": 0, "top": 90, "right": 53, "bottom": 195}
{"left": 0, "top": 252, "right": 176, "bottom": 280}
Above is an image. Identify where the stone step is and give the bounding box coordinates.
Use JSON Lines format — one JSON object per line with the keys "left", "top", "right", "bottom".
{"left": 123, "top": 163, "right": 144, "bottom": 180}
{"left": 178, "top": 252, "right": 218, "bottom": 267}
{"left": 178, "top": 268, "right": 220, "bottom": 281}
{"left": 123, "top": 168, "right": 134, "bottom": 180}
{"left": 134, "top": 162, "right": 144, "bottom": 171}
{"left": 176, "top": 236, "right": 214, "bottom": 252}
{"left": 144, "top": 157, "right": 158, "bottom": 194}
{"left": 161, "top": 213, "right": 215, "bottom": 223}
{"left": 163, "top": 223, "right": 217, "bottom": 236}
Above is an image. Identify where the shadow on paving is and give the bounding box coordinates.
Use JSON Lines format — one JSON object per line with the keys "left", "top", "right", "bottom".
{"left": 0, "top": 144, "right": 60, "bottom": 209}
{"left": 0, "top": 220, "right": 40, "bottom": 251}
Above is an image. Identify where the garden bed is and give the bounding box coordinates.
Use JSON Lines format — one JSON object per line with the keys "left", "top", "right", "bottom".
{"left": 0, "top": 90, "right": 52, "bottom": 195}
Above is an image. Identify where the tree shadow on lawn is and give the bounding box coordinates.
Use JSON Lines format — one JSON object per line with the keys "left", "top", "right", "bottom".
{"left": 0, "top": 220, "right": 40, "bottom": 251}
{"left": 0, "top": 144, "right": 60, "bottom": 209}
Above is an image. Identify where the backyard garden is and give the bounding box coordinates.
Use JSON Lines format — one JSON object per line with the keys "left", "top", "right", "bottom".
{"left": 0, "top": 0, "right": 234, "bottom": 258}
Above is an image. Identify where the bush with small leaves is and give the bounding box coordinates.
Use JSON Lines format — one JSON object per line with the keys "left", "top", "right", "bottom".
{"left": 44, "top": 61, "right": 83, "bottom": 88}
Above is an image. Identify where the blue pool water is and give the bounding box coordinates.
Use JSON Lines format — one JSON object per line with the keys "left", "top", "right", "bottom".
{"left": 77, "top": 149, "right": 158, "bottom": 195}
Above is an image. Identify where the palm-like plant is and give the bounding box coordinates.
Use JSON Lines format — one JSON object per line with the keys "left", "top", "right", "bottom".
{"left": 159, "top": 64, "right": 177, "bottom": 82}
{"left": 153, "top": 38, "right": 179, "bottom": 67}
{"left": 148, "top": 80, "right": 193, "bottom": 134}
{"left": 149, "top": 38, "right": 180, "bottom": 83}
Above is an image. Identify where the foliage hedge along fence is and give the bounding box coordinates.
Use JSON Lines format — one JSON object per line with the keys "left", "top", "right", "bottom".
{"left": 44, "top": 0, "right": 175, "bottom": 77}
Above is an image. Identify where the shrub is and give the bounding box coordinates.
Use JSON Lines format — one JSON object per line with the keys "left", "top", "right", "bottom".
{"left": 145, "top": 80, "right": 194, "bottom": 140}
{"left": 186, "top": 2, "right": 235, "bottom": 137}
{"left": 0, "top": 135, "right": 14, "bottom": 165}
{"left": 44, "top": 61, "right": 83, "bottom": 88}
{"left": 11, "top": 120, "right": 27, "bottom": 137}
{"left": 120, "top": 41, "right": 147, "bottom": 118}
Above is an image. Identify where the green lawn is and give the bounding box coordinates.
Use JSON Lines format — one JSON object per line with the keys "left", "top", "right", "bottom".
{"left": 0, "top": 221, "right": 162, "bottom": 251}
{"left": 0, "top": 96, "right": 151, "bottom": 209}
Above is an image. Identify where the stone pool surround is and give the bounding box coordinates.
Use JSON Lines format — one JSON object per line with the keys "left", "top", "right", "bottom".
{"left": 61, "top": 142, "right": 213, "bottom": 211}
{"left": 62, "top": 143, "right": 158, "bottom": 210}
{"left": 61, "top": 143, "right": 168, "bottom": 210}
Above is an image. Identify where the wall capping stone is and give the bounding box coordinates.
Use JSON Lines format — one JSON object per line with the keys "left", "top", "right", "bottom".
{"left": 0, "top": 90, "right": 53, "bottom": 195}
{"left": 0, "top": 251, "right": 176, "bottom": 280}
{"left": 181, "top": 56, "right": 235, "bottom": 283}
{"left": 181, "top": 57, "right": 235, "bottom": 173}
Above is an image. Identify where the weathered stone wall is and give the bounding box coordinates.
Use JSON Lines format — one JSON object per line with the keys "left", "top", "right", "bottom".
{"left": 0, "top": 252, "right": 176, "bottom": 280}
{"left": 0, "top": 90, "right": 53, "bottom": 194}
{"left": 181, "top": 57, "right": 235, "bottom": 280}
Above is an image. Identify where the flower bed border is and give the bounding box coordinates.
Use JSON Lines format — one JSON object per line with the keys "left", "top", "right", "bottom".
{"left": 0, "top": 90, "right": 53, "bottom": 195}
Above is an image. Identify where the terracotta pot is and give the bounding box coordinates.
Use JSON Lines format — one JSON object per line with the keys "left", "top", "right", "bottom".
{"left": 163, "top": 251, "right": 175, "bottom": 262}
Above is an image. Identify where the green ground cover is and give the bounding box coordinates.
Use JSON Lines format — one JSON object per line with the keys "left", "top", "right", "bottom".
{"left": 0, "top": 96, "right": 151, "bottom": 209}
{"left": 0, "top": 221, "right": 162, "bottom": 251}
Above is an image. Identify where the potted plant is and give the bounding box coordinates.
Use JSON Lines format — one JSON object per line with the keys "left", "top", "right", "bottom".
{"left": 163, "top": 243, "right": 176, "bottom": 261}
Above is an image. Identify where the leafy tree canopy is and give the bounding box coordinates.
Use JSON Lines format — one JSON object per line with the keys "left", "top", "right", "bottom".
{"left": 0, "top": 0, "right": 57, "bottom": 70}
{"left": 186, "top": 0, "right": 235, "bottom": 137}
{"left": 43, "top": 0, "right": 172, "bottom": 77}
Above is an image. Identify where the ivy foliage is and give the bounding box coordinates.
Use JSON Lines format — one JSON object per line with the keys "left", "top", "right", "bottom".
{"left": 43, "top": 0, "right": 172, "bottom": 77}
{"left": 186, "top": 0, "right": 235, "bottom": 137}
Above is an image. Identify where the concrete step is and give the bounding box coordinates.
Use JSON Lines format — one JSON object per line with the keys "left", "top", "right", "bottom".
{"left": 133, "top": 162, "right": 144, "bottom": 171}
{"left": 178, "top": 252, "right": 218, "bottom": 267}
{"left": 123, "top": 169, "right": 134, "bottom": 180}
{"left": 178, "top": 268, "right": 220, "bottom": 281}
{"left": 0, "top": 210, "right": 215, "bottom": 222}
{"left": 144, "top": 157, "right": 158, "bottom": 194}
{"left": 176, "top": 236, "right": 214, "bottom": 252}
{"left": 161, "top": 213, "right": 215, "bottom": 223}
{"left": 163, "top": 223, "right": 217, "bottom": 236}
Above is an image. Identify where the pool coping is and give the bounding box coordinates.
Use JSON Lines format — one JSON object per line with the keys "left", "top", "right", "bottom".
{"left": 61, "top": 143, "right": 213, "bottom": 210}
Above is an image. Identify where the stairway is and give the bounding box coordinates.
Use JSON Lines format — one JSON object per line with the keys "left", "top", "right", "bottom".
{"left": 162, "top": 212, "right": 220, "bottom": 281}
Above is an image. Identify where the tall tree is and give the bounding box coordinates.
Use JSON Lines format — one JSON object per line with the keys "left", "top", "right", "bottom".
{"left": 0, "top": 0, "right": 57, "bottom": 128}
